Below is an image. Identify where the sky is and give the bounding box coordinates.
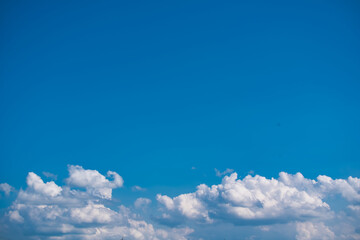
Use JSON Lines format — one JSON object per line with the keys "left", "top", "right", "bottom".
{"left": 0, "top": 0, "right": 360, "bottom": 239}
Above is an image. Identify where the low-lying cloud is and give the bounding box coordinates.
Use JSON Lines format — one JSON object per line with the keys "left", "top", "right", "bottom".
{"left": 157, "top": 172, "right": 345, "bottom": 224}
{"left": 0, "top": 165, "right": 192, "bottom": 240}
{"left": 1, "top": 166, "right": 360, "bottom": 240}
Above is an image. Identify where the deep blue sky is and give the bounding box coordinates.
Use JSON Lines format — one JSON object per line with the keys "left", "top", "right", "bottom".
{"left": 1, "top": 0, "right": 360, "bottom": 202}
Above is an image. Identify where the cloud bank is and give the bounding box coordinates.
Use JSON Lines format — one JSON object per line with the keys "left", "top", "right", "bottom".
{"left": 156, "top": 172, "right": 360, "bottom": 239}
{"left": 1, "top": 166, "right": 360, "bottom": 240}
{"left": 0, "top": 165, "right": 192, "bottom": 240}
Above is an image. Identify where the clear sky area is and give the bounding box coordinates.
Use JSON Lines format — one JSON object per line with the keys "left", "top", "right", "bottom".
{"left": 1, "top": 1, "right": 360, "bottom": 239}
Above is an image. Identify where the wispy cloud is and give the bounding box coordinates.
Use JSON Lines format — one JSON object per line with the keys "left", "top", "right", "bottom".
{"left": 214, "top": 168, "right": 234, "bottom": 177}
{"left": 131, "top": 185, "right": 146, "bottom": 192}
{"left": 134, "top": 197, "right": 152, "bottom": 209}
{"left": 42, "top": 171, "right": 58, "bottom": 180}
{"left": 0, "top": 183, "right": 14, "bottom": 196}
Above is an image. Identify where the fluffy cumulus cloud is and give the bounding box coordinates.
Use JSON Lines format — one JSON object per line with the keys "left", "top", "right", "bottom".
{"left": 26, "top": 172, "right": 62, "bottom": 197}
{"left": 157, "top": 172, "right": 360, "bottom": 239}
{"left": 66, "top": 165, "right": 124, "bottom": 199}
{"left": 0, "top": 166, "right": 192, "bottom": 240}
{"left": 1, "top": 167, "right": 360, "bottom": 240}
{"left": 157, "top": 173, "right": 329, "bottom": 224}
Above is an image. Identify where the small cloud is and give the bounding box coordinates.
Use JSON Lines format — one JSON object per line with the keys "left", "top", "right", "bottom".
{"left": 43, "top": 171, "right": 58, "bottom": 180}
{"left": 248, "top": 170, "right": 255, "bottom": 175}
{"left": 245, "top": 236, "right": 256, "bottom": 240}
{"left": 191, "top": 166, "right": 196, "bottom": 170}
{"left": 259, "top": 226, "right": 270, "bottom": 231}
{"left": 0, "top": 183, "right": 14, "bottom": 196}
{"left": 134, "top": 197, "right": 152, "bottom": 209}
{"left": 132, "top": 185, "right": 146, "bottom": 192}
{"left": 215, "top": 168, "right": 234, "bottom": 177}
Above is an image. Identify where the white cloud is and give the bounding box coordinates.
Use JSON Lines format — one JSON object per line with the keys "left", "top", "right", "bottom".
{"left": 317, "top": 175, "right": 360, "bottom": 202}
{"left": 27, "top": 172, "right": 62, "bottom": 197}
{"left": 43, "top": 171, "right": 58, "bottom": 180}
{"left": 134, "top": 198, "right": 152, "bottom": 209}
{"left": 157, "top": 194, "right": 175, "bottom": 210}
{"left": 155, "top": 171, "right": 360, "bottom": 239}
{"left": 86, "top": 220, "right": 193, "bottom": 240}
{"left": 215, "top": 168, "right": 234, "bottom": 177}
{"left": 157, "top": 172, "right": 331, "bottom": 224}
{"left": 0, "top": 183, "right": 14, "bottom": 196}
{"left": 1, "top": 165, "right": 192, "bottom": 240}
{"left": 66, "top": 165, "right": 123, "bottom": 199}
{"left": 132, "top": 185, "right": 146, "bottom": 192}
{"left": 8, "top": 210, "right": 24, "bottom": 223}
{"left": 157, "top": 193, "right": 211, "bottom": 222}
{"left": 70, "top": 202, "right": 117, "bottom": 224}
{"left": 1, "top": 166, "right": 360, "bottom": 240}
{"left": 296, "top": 222, "right": 335, "bottom": 240}
{"left": 348, "top": 205, "right": 360, "bottom": 214}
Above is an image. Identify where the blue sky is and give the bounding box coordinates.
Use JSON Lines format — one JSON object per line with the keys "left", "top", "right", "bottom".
{"left": 1, "top": 1, "right": 360, "bottom": 239}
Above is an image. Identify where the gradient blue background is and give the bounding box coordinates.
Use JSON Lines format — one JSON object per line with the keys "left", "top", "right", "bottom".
{"left": 1, "top": 0, "right": 360, "bottom": 205}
